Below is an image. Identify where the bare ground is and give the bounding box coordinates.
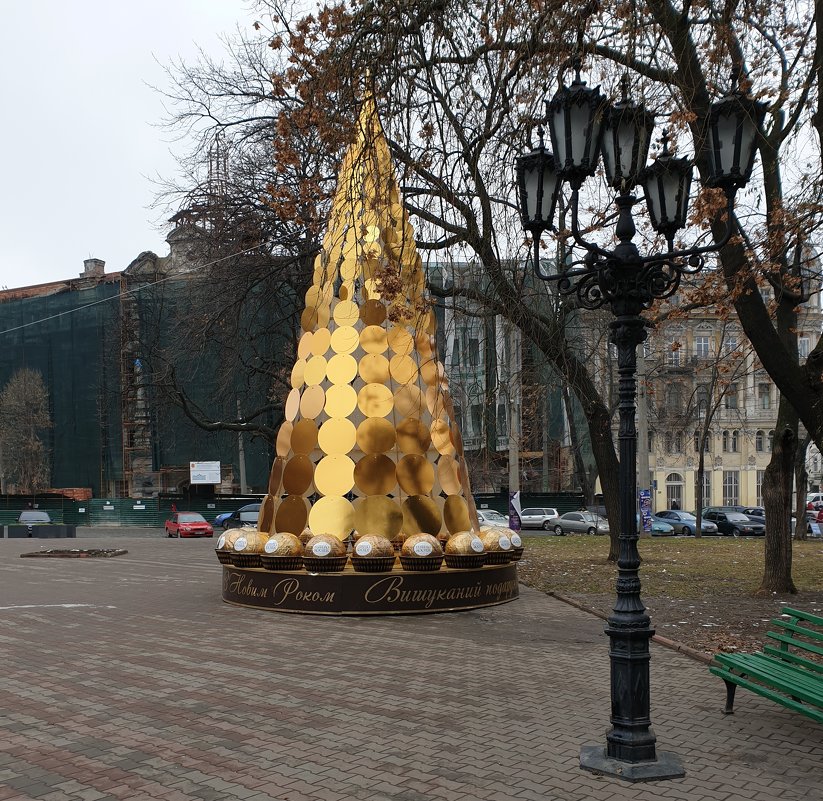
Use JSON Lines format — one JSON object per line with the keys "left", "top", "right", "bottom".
{"left": 517, "top": 535, "right": 823, "bottom": 657}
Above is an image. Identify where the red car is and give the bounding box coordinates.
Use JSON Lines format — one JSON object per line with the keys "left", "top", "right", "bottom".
{"left": 165, "top": 512, "right": 214, "bottom": 538}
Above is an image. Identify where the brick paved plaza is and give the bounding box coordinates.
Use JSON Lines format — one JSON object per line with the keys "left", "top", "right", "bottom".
{"left": 0, "top": 535, "right": 820, "bottom": 801}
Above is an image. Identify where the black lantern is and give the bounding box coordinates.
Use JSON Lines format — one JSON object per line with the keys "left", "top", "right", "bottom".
{"left": 706, "top": 72, "right": 766, "bottom": 192}
{"left": 547, "top": 58, "right": 609, "bottom": 188}
{"left": 601, "top": 78, "right": 654, "bottom": 190}
{"left": 516, "top": 127, "right": 561, "bottom": 233}
{"left": 641, "top": 130, "right": 693, "bottom": 246}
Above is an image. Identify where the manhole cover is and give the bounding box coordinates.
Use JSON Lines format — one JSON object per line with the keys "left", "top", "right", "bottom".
{"left": 20, "top": 549, "right": 128, "bottom": 558}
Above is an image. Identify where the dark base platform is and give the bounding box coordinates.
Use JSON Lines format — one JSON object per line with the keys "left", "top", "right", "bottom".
{"left": 580, "top": 746, "right": 685, "bottom": 782}
{"left": 222, "top": 562, "right": 518, "bottom": 615}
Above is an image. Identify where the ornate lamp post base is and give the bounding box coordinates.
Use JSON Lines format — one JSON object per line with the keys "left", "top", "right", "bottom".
{"left": 580, "top": 746, "right": 685, "bottom": 783}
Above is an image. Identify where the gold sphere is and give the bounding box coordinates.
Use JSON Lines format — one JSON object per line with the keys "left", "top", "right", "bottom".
{"left": 401, "top": 532, "right": 443, "bottom": 558}
{"left": 479, "top": 528, "right": 513, "bottom": 553}
{"left": 232, "top": 530, "right": 269, "bottom": 553}
{"left": 353, "top": 534, "right": 394, "bottom": 558}
{"left": 217, "top": 528, "right": 246, "bottom": 551}
{"left": 445, "top": 531, "right": 485, "bottom": 555}
{"left": 304, "top": 533, "right": 347, "bottom": 558}
{"left": 263, "top": 532, "right": 303, "bottom": 556}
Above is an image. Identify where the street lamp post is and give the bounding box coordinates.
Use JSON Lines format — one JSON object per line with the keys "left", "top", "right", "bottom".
{"left": 516, "top": 62, "right": 764, "bottom": 782}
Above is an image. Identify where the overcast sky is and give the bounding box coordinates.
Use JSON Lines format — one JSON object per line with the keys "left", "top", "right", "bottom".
{"left": 0, "top": 2, "right": 255, "bottom": 289}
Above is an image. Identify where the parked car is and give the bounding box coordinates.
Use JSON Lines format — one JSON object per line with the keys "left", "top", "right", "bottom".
{"left": 165, "top": 512, "right": 214, "bottom": 538}
{"left": 653, "top": 510, "right": 719, "bottom": 536}
{"left": 213, "top": 511, "right": 234, "bottom": 528}
{"left": 637, "top": 514, "right": 675, "bottom": 536}
{"left": 476, "top": 509, "right": 510, "bottom": 527}
{"left": 17, "top": 510, "right": 52, "bottom": 534}
{"left": 552, "top": 511, "right": 609, "bottom": 536}
{"left": 519, "top": 507, "right": 561, "bottom": 530}
{"left": 220, "top": 502, "right": 261, "bottom": 529}
{"left": 701, "top": 509, "right": 766, "bottom": 537}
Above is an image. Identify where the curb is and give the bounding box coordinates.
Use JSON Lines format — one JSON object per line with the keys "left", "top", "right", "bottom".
{"left": 547, "top": 590, "right": 715, "bottom": 665}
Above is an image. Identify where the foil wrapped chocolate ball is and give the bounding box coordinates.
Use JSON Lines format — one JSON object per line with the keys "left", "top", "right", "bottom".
{"left": 508, "top": 529, "right": 524, "bottom": 561}
{"left": 351, "top": 534, "right": 396, "bottom": 572}
{"left": 400, "top": 533, "right": 444, "bottom": 571}
{"left": 260, "top": 532, "right": 304, "bottom": 570}
{"left": 479, "top": 527, "right": 514, "bottom": 564}
{"left": 215, "top": 529, "right": 243, "bottom": 564}
{"left": 303, "top": 533, "right": 348, "bottom": 573}
{"left": 444, "top": 530, "right": 486, "bottom": 569}
{"left": 230, "top": 529, "right": 268, "bottom": 568}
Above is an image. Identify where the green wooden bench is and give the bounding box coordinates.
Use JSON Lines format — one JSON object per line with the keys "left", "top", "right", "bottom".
{"left": 709, "top": 607, "right": 823, "bottom": 724}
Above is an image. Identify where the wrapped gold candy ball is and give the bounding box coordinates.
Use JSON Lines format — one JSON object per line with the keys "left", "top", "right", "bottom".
{"left": 445, "top": 531, "right": 486, "bottom": 555}
{"left": 304, "top": 533, "right": 347, "bottom": 558}
{"left": 353, "top": 534, "right": 395, "bottom": 558}
{"left": 263, "top": 532, "right": 303, "bottom": 556}
{"left": 218, "top": 528, "right": 245, "bottom": 550}
{"left": 479, "top": 527, "right": 514, "bottom": 564}
{"left": 401, "top": 533, "right": 443, "bottom": 558}
{"left": 232, "top": 530, "right": 269, "bottom": 553}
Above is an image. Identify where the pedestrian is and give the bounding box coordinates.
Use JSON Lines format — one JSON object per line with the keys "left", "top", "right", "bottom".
{"left": 671, "top": 499, "right": 680, "bottom": 510}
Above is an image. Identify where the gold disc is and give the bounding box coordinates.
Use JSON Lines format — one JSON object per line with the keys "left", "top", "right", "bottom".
{"left": 284, "top": 388, "right": 301, "bottom": 422}
{"left": 283, "top": 455, "right": 314, "bottom": 495}
{"left": 275, "top": 494, "right": 309, "bottom": 534}
{"left": 340, "top": 281, "right": 355, "bottom": 301}
{"left": 387, "top": 326, "right": 414, "bottom": 355}
{"left": 431, "top": 419, "right": 455, "bottom": 455}
{"left": 333, "top": 299, "right": 360, "bottom": 326}
{"left": 396, "top": 418, "right": 431, "bottom": 454}
{"left": 276, "top": 422, "right": 293, "bottom": 458}
{"left": 330, "top": 326, "right": 359, "bottom": 355}
{"left": 267, "top": 457, "right": 285, "bottom": 496}
{"left": 396, "top": 454, "right": 435, "bottom": 495}
{"left": 297, "top": 331, "right": 313, "bottom": 360}
{"left": 402, "top": 495, "right": 443, "bottom": 536}
{"left": 415, "top": 332, "right": 434, "bottom": 358}
{"left": 291, "top": 419, "right": 318, "bottom": 455}
{"left": 356, "top": 417, "right": 396, "bottom": 454}
{"left": 394, "top": 384, "right": 425, "bottom": 417}
{"left": 305, "top": 284, "right": 332, "bottom": 308}
{"left": 354, "top": 454, "right": 397, "bottom": 495}
{"left": 258, "top": 495, "right": 275, "bottom": 534}
{"left": 420, "top": 359, "right": 444, "bottom": 386}
{"left": 437, "top": 455, "right": 462, "bottom": 495}
{"left": 358, "top": 383, "right": 394, "bottom": 417}
{"left": 304, "top": 355, "right": 327, "bottom": 386}
{"left": 318, "top": 417, "right": 357, "bottom": 455}
{"left": 340, "top": 254, "right": 359, "bottom": 282}
{"left": 358, "top": 353, "right": 390, "bottom": 383}
{"left": 310, "top": 328, "right": 331, "bottom": 356}
{"left": 361, "top": 299, "right": 387, "bottom": 326}
{"left": 444, "top": 495, "right": 471, "bottom": 534}
{"left": 325, "top": 384, "right": 357, "bottom": 417}
{"left": 354, "top": 495, "right": 403, "bottom": 539}
{"left": 301, "top": 306, "right": 324, "bottom": 332}
{"left": 290, "top": 360, "right": 307, "bottom": 389}
{"left": 389, "top": 354, "right": 418, "bottom": 385}
{"left": 308, "top": 495, "right": 355, "bottom": 539}
{"left": 364, "top": 278, "right": 382, "bottom": 301}
{"left": 299, "top": 384, "right": 325, "bottom": 419}
{"left": 425, "top": 309, "right": 437, "bottom": 334}
{"left": 427, "top": 386, "right": 449, "bottom": 420}
{"left": 314, "top": 454, "right": 355, "bottom": 495}
{"left": 327, "top": 353, "right": 358, "bottom": 384}
{"left": 360, "top": 325, "right": 388, "bottom": 354}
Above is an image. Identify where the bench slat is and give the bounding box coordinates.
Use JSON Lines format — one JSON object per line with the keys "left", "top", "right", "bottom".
{"left": 763, "top": 644, "right": 823, "bottom": 675}
{"left": 714, "top": 653, "right": 823, "bottom": 706}
{"left": 781, "top": 607, "right": 823, "bottom": 627}
{"left": 709, "top": 666, "right": 823, "bottom": 724}
{"left": 766, "top": 631, "right": 823, "bottom": 659}
{"left": 770, "top": 619, "right": 823, "bottom": 643}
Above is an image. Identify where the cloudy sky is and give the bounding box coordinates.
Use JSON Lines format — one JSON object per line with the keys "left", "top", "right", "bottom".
{"left": 0, "top": 2, "right": 256, "bottom": 289}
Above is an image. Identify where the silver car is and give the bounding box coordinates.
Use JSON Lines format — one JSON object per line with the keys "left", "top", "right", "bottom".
{"left": 519, "top": 507, "right": 560, "bottom": 530}
{"left": 552, "top": 511, "right": 609, "bottom": 536}
{"left": 476, "top": 509, "right": 510, "bottom": 527}
{"left": 654, "top": 510, "right": 718, "bottom": 536}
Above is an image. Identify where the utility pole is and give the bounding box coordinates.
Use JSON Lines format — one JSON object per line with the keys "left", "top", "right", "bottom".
{"left": 237, "top": 398, "right": 249, "bottom": 495}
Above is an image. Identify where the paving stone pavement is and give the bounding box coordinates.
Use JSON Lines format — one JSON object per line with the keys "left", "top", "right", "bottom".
{"left": 0, "top": 536, "right": 820, "bottom": 801}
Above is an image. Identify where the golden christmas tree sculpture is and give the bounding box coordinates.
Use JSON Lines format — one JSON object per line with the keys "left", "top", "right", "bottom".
{"left": 256, "top": 92, "right": 480, "bottom": 545}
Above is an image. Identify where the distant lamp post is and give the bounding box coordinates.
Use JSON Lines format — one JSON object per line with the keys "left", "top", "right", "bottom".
{"left": 516, "top": 63, "right": 763, "bottom": 783}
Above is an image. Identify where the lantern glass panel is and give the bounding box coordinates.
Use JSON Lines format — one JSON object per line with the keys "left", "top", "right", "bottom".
{"left": 711, "top": 110, "right": 738, "bottom": 178}
{"left": 737, "top": 114, "right": 758, "bottom": 177}
{"left": 551, "top": 105, "right": 568, "bottom": 166}
{"left": 569, "top": 102, "right": 591, "bottom": 165}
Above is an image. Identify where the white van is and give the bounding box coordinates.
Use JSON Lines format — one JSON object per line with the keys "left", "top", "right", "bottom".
{"left": 807, "top": 493, "right": 823, "bottom": 509}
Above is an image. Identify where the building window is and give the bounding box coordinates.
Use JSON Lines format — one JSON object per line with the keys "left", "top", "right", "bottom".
{"left": 723, "top": 470, "right": 740, "bottom": 505}
{"left": 694, "top": 430, "right": 710, "bottom": 452}
{"left": 497, "top": 403, "right": 507, "bottom": 432}
{"left": 694, "top": 335, "right": 710, "bottom": 359}
{"left": 756, "top": 470, "right": 765, "bottom": 506}
{"left": 799, "top": 336, "right": 810, "bottom": 359}
{"left": 666, "top": 382, "right": 683, "bottom": 412}
{"left": 756, "top": 430, "right": 765, "bottom": 452}
{"left": 468, "top": 338, "right": 480, "bottom": 366}
{"left": 451, "top": 338, "right": 461, "bottom": 366}
{"left": 695, "top": 384, "right": 709, "bottom": 418}
{"left": 702, "top": 471, "right": 712, "bottom": 504}
{"left": 768, "top": 429, "right": 774, "bottom": 451}
{"left": 673, "top": 432, "right": 683, "bottom": 453}
{"left": 723, "top": 333, "right": 739, "bottom": 355}
{"left": 731, "top": 430, "right": 739, "bottom": 452}
{"left": 725, "top": 384, "right": 738, "bottom": 409}
{"left": 664, "top": 432, "right": 673, "bottom": 453}
{"left": 470, "top": 404, "right": 482, "bottom": 435}
{"left": 666, "top": 472, "right": 684, "bottom": 509}
{"left": 722, "top": 430, "right": 729, "bottom": 452}
{"left": 758, "top": 383, "right": 771, "bottom": 409}
{"left": 667, "top": 342, "right": 681, "bottom": 367}
{"left": 453, "top": 405, "right": 463, "bottom": 431}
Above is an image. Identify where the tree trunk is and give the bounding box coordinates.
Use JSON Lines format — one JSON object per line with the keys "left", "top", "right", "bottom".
{"left": 588, "top": 405, "right": 620, "bottom": 561}
{"left": 563, "top": 385, "right": 594, "bottom": 504}
{"left": 794, "top": 433, "right": 810, "bottom": 542}
{"left": 758, "top": 396, "right": 798, "bottom": 594}
{"left": 694, "top": 447, "right": 705, "bottom": 539}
